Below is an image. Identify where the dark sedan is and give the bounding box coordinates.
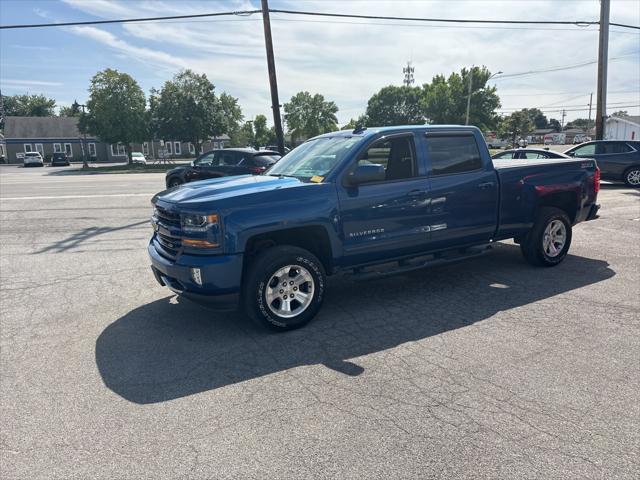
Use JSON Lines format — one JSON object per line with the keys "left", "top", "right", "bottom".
{"left": 50, "top": 152, "right": 71, "bottom": 166}
{"left": 492, "top": 148, "right": 570, "bottom": 160}
{"left": 564, "top": 140, "right": 640, "bottom": 187}
{"left": 165, "top": 148, "right": 281, "bottom": 188}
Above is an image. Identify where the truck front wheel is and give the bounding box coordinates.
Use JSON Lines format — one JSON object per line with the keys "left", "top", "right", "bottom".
{"left": 520, "top": 207, "right": 572, "bottom": 267}
{"left": 244, "top": 246, "right": 326, "bottom": 331}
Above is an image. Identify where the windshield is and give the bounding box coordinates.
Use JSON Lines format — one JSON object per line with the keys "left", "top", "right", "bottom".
{"left": 267, "top": 136, "right": 361, "bottom": 181}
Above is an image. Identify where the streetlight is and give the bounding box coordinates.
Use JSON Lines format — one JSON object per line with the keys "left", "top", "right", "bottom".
{"left": 465, "top": 70, "right": 503, "bottom": 125}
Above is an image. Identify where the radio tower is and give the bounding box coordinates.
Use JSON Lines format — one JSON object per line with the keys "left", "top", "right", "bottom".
{"left": 403, "top": 61, "right": 415, "bottom": 86}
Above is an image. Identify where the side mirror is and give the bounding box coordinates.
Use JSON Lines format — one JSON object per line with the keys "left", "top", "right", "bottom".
{"left": 566, "top": 151, "right": 575, "bottom": 157}
{"left": 347, "top": 163, "right": 386, "bottom": 185}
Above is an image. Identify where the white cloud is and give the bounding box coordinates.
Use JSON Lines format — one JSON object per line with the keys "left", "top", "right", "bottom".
{"left": 1, "top": 79, "right": 64, "bottom": 87}
{"left": 51, "top": 1, "right": 640, "bottom": 124}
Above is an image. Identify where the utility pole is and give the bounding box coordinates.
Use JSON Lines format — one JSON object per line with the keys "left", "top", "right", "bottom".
{"left": 465, "top": 67, "right": 473, "bottom": 125}
{"left": 260, "top": 0, "right": 285, "bottom": 155}
{"left": 595, "top": 0, "right": 610, "bottom": 140}
{"left": 77, "top": 102, "right": 88, "bottom": 168}
{"left": 588, "top": 92, "right": 593, "bottom": 131}
{"left": 561, "top": 109, "right": 567, "bottom": 131}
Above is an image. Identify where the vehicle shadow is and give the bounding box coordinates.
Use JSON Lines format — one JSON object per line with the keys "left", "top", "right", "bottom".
{"left": 95, "top": 244, "right": 615, "bottom": 404}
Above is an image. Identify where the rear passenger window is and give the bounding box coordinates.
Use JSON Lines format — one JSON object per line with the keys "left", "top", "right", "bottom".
{"left": 597, "top": 142, "right": 633, "bottom": 154}
{"left": 426, "top": 135, "right": 483, "bottom": 175}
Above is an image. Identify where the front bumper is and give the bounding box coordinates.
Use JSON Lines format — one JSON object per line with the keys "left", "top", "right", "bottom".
{"left": 148, "top": 241, "right": 243, "bottom": 309}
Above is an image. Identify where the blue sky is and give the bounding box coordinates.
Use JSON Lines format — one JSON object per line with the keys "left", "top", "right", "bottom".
{"left": 1, "top": 0, "right": 638, "bottom": 125}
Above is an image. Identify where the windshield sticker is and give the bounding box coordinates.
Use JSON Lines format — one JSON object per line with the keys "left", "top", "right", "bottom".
{"left": 310, "top": 176, "right": 324, "bottom": 183}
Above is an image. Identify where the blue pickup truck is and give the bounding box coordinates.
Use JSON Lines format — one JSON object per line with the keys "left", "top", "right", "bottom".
{"left": 149, "top": 126, "right": 600, "bottom": 331}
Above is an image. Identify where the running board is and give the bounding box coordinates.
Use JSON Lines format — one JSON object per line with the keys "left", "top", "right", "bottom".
{"left": 346, "top": 245, "right": 492, "bottom": 281}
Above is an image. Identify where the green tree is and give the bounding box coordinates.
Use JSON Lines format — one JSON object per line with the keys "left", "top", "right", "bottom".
{"left": 284, "top": 91, "right": 339, "bottom": 143}
{"left": 423, "top": 66, "right": 501, "bottom": 130}
{"left": 365, "top": 85, "right": 424, "bottom": 126}
{"left": 341, "top": 115, "right": 368, "bottom": 130}
{"left": 522, "top": 108, "right": 548, "bottom": 129}
{"left": 548, "top": 118, "right": 561, "bottom": 132}
{"left": 219, "top": 92, "right": 243, "bottom": 138}
{"left": 253, "top": 114, "right": 271, "bottom": 148}
{"left": 154, "top": 70, "right": 225, "bottom": 155}
{"left": 498, "top": 110, "right": 534, "bottom": 144}
{"left": 59, "top": 100, "right": 82, "bottom": 117}
{"left": 80, "top": 68, "right": 147, "bottom": 164}
{"left": 565, "top": 118, "right": 594, "bottom": 131}
{"left": 229, "top": 121, "right": 254, "bottom": 147}
{"left": 2, "top": 93, "right": 56, "bottom": 116}
{"left": 612, "top": 110, "right": 628, "bottom": 117}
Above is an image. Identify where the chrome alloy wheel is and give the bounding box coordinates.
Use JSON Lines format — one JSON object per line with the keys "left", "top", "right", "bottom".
{"left": 543, "top": 220, "right": 567, "bottom": 258}
{"left": 626, "top": 169, "right": 640, "bottom": 186}
{"left": 265, "top": 265, "right": 314, "bottom": 318}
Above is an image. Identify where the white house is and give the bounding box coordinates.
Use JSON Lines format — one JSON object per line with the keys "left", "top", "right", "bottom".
{"left": 605, "top": 115, "right": 639, "bottom": 141}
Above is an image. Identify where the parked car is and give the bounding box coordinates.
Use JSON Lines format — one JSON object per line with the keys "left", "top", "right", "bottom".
{"left": 486, "top": 138, "right": 510, "bottom": 149}
{"left": 131, "top": 152, "right": 147, "bottom": 165}
{"left": 492, "top": 148, "right": 570, "bottom": 160}
{"left": 149, "top": 125, "right": 600, "bottom": 331}
{"left": 573, "top": 134, "right": 592, "bottom": 144}
{"left": 50, "top": 152, "right": 70, "bottom": 166}
{"left": 164, "top": 148, "right": 281, "bottom": 188}
{"left": 265, "top": 145, "right": 291, "bottom": 154}
{"left": 23, "top": 152, "right": 44, "bottom": 167}
{"left": 564, "top": 140, "right": 640, "bottom": 187}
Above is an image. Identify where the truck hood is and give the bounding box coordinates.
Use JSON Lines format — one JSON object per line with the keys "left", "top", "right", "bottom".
{"left": 153, "top": 174, "right": 308, "bottom": 206}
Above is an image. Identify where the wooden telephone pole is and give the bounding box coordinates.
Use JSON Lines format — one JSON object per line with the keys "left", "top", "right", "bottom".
{"left": 595, "top": 0, "right": 610, "bottom": 140}
{"left": 261, "top": 0, "right": 285, "bottom": 155}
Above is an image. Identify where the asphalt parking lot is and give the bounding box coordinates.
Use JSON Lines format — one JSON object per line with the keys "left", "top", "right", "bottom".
{"left": 1, "top": 165, "right": 639, "bottom": 479}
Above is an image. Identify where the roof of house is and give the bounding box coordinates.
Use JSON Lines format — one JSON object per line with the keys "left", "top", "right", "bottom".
{"left": 607, "top": 115, "right": 639, "bottom": 126}
{"left": 531, "top": 128, "right": 555, "bottom": 135}
{"left": 3, "top": 116, "right": 83, "bottom": 139}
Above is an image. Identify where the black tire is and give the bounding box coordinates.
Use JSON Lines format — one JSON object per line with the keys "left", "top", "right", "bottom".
{"left": 623, "top": 166, "right": 640, "bottom": 188}
{"left": 168, "top": 177, "right": 183, "bottom": 188}
{"left": 520, "top": 207, "right": 572, "bottom": 267}
{"left": 243, "top": 245, "right": 326, "bottom": 331}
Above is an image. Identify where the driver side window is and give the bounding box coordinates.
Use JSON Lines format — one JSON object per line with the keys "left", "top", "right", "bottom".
{"left": 573, "top": 144, "right": 596, "bottom": 157}
{"left": 357, "top": 136, "right": 417, "bottom": 182}
{"left": 194, "top": 152, "right": 216, "bottom": 166}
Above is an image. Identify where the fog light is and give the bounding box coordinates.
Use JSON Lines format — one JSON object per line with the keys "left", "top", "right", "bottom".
{"left": 191, "top": 268, "right": 203, "bottom": 286}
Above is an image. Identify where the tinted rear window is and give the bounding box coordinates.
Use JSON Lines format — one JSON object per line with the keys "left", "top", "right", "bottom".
{"left": 252, "top": 155, "right": 280, "bottom": 166}
{"left": 426, "top": 135, "right": 483, "bottom": 175}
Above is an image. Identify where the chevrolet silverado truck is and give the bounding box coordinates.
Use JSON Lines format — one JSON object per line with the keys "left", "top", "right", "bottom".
{"left": 149, "top": 125, "right": 600, "bottom": 331}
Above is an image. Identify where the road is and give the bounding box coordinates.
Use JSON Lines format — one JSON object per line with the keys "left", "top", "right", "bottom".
{"left": 1, "top": 165, "right": 639, "bottom": 479}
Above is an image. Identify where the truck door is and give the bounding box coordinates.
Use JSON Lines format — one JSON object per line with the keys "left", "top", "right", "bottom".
{"left": 422, "top": 131, "right": 499, "bottom": 249}
{"left": 338, "top": 133, "right": 431, "bottom": 265}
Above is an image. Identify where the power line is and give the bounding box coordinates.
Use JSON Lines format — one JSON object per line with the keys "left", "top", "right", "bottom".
{"left": 0, "top": 10, "right": 262, "bottom": 29}
{"left": 493, "top": 53, "right": 637, "bottom": 79}
{"left": 2, "top": 8, "right": 639, "bottom": 30}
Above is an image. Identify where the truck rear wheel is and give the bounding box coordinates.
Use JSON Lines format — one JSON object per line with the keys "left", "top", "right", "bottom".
{"left": 520, "top": 207, "right": 572, "bottom": 267}
{"left": 243, "top": 246, "right": 326, "bottom": 331}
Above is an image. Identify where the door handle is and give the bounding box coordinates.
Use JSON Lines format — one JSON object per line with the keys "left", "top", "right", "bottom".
{"left": 478, "top": 182, "right": 495, "bottom": 189}
{"left": 407, "top": 189, "right": 428, "bottom": 197}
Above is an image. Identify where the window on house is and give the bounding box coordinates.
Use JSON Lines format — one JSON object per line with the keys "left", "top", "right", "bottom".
{"left": 142, "top": 142, "right": 149, "bottom": 155}
{"left": 64, "top": 143, "right": 73, "bottom": 156}
{"left": 166, "top": 141, "right": 173, "bottom": 155}
{"left": 24, "top": 144, "right": 33, "bottom": 153}
{"left": 426, "top": 134, "right": 483, "bottom": 176}
{"left": 188, "top": 143, "right": 195, "bottom": 154}
{"left": 174, "top": 142, "right": 181, "bottom": 155}
{"left": 0, "top": 144, "right": 5, "bottom": 157}
{"left": 35, "top": 144, "right": 44, "bottom": 155}
{"left": 53, "top": 143, "right": 62, "bottom": 153}
{"left": 88, "top": 143, "right": 96, "bottom": 156}
{"left": 111, "top": 144, "right": 126, "bottom": 156}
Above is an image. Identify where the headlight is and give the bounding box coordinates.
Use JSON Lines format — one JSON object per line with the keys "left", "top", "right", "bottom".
{"left": 181, "top": 213, "right": 218, "bottom": 232}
